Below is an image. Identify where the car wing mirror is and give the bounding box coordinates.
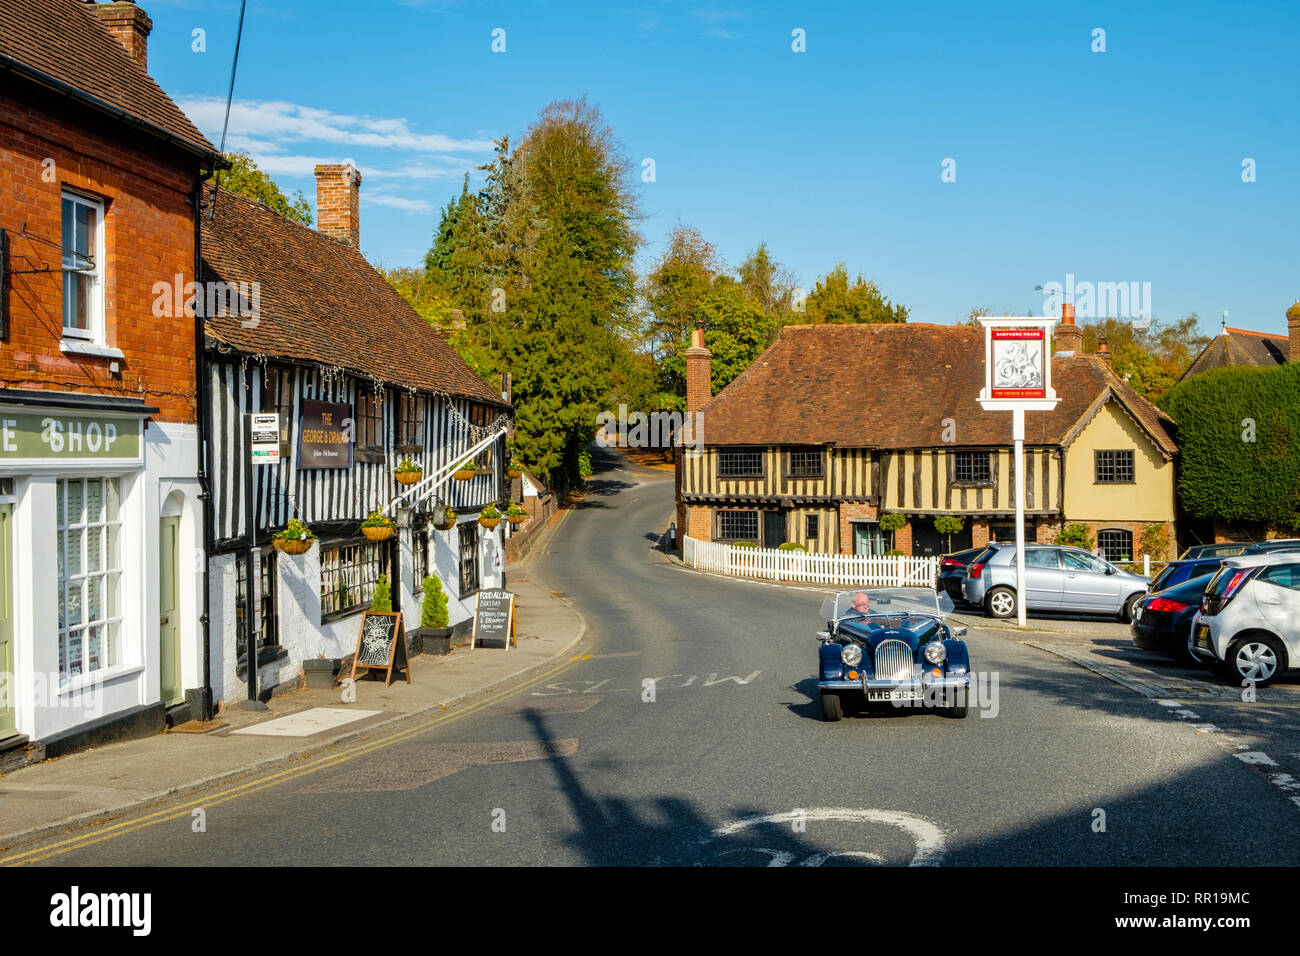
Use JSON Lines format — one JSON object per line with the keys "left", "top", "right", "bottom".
{"left": 950, "top": 625, "right": 968, "bottom": 638}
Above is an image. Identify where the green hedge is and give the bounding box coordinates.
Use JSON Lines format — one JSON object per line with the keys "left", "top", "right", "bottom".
{"left": 1158, "top": 363, "right": 1300, "bottom": 529}
{"left": 777, "top": 541, "right": 808, "bottom": 551}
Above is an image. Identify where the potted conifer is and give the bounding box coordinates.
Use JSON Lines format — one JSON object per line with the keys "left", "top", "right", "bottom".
{"left": 414, "top": 574, "right": 452, "bottom": 655}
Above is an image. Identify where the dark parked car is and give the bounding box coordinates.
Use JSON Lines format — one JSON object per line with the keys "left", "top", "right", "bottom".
{"left": 1148, "top": 558, "right": 1226, "bottom": 594}
{"left": 1242, "top": 539, "right": 1300, "bottom": 556}
{"left": 1131, "top": 574, "right": 1215, "bottom": 664}
{"left": 936, "top": 548, "right": 984, "bottom": 604}
{"left": 1179, "top": 543, "right": 1249, "bottom": 560}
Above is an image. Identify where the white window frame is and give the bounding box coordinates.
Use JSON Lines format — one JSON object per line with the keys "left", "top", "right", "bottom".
{"left": 61, "top": 191, "right": 106, "bottom": 344}
{"left": 56, "top": 476, "right": 123, "bottom": 682}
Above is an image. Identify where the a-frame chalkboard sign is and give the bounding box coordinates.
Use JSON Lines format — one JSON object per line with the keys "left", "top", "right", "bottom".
{"left": 472, "top": 589, "right": 516, "bottom": 650}
{"left": 349, "top": 611, "right": 411, "bottom": 686}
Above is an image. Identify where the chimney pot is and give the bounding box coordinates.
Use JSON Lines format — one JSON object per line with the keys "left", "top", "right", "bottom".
{"left": 84, "top": 1, "right": 152, "bottom": 70}
{"left": 1055, "top": 302, "right": 1083, "bottom": 356}
{"left": 684, "top": 327, "right": 712, "bottom": 414}
{"left": 314, "top": 164, "right": 362, "bottom": 247}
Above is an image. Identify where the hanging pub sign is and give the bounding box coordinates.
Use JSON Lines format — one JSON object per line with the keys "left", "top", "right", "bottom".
{"left": 298, "top": 400, "right": 353, "bottom": 469}
{"left": 977, "top": 317, "right": 1059, "bottom": 411}
{"left": 349, "top": 611, "right": 411, "bottom": 686}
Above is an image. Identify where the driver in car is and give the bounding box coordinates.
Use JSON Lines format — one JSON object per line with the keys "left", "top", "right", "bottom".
{"left": 849, "top": 591, "right": 871, "bottom": 615}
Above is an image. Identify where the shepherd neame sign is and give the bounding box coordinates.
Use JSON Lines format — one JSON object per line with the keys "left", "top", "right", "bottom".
{"left": 0, "top": 413, "right": 141, "bottom": 461}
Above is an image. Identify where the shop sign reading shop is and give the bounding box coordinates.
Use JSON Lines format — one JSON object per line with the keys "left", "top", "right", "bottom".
{"left": 298, "top": 400, "right": 353, "bottom": 469}
{"left": 0, "top": 412, "right": 142, "bottom": 463}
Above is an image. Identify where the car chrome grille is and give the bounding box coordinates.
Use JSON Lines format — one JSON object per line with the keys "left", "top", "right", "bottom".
{"left": 873, "top": 639, "right": 915, "bottom": 681}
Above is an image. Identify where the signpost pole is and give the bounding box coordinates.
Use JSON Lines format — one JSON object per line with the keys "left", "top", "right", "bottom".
{"left": 1013, "top": 407, "right": 1027, "bottom": 628}
{"left": 238, "top": 413, "right": 267, "bottom": 710}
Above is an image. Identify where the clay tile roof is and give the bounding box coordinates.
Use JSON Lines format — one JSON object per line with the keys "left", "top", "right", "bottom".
{"left": 200, "top": 187, "right": 507, "bottom": 408}
{"left": 1179, "top": 328, "right": 1289, "bottom": 380}
{"left": 699, "top": 323, "right": 1176, "bottom": 456}
{"left": 0, "top": 0, "right": 216, "bottom": 157}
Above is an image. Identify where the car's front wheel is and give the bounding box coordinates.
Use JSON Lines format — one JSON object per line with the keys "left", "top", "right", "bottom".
{"left": 820, "top": 692, "right": 843, "bottom": 722}
{"left": 1225, "top": 633, "right": 1286, "bottom": 688}
{"left": 985, "top": 586, "right": 1016, "bottom": 619}
{"left": 1119, "top": 593, "right": 1141, "bottom": 624}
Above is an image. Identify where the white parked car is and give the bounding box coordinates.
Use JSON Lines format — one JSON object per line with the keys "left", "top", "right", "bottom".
{"left": 1188, "top": 555, "right": 1300, "bottom": 686}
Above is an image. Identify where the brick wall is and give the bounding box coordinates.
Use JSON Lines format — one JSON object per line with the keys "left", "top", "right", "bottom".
{"left": 837, "top": 502, "right": 879, "bottom": 554}
{"left": 971, "top": 518, "right": 990, "bottom": 549}
{"left": 893, "top": 520, "right": 913, "bottom": 556}
{"left": 314, "top": 164, "right": 361, "bottom": 247}
{"left": 686, "top": 504, "right": 712, "bottom": 541}
{"left": 0, "top": 87, "right": 201, "bottom": 424}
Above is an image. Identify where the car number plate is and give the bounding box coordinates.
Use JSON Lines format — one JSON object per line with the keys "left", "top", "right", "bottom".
{"left": 1196, "top": 624, "right": 1212, "bottom": 649}
{"left": 867, "top": 688, "right": 921, "bottom": 702}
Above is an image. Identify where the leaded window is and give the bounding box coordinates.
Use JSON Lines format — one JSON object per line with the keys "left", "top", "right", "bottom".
{"left": 459, "top": 522, "right": 479, "bottom": 596}
{"left": 953, "top": 451, "right": 991, "bottom": 483}
{"left": 717, "top": 510, "right": 759, "bottom": 541}
{"left": 236, "top": 550, "right": 277, "bottom": 658}
{"left": 1097, "top": 529, "right": 1133, "bottom": 563}
{"left": 1095, "top": 450, "right": 1135, "bottom": 484}
{"left": 356, "top": 390, "right": 384, "bottom": 450}
{"left": 718, "top": 448, "right": 763, "bottom": 478}
{"left": 788, "top": 448, "right": 823, "bottom": 478}
{"left": 320, "top": 541, "right": 384, "bottom": 619}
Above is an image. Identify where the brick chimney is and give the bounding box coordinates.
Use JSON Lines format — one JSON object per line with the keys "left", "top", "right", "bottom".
{"left": 1097, "top": 338, "right": 1112, "bottom": 364}
{"left": 1055, "top": 302, "right": 1082, "bottom": 356}
{"left": 314, "top": 164, "right": 362, "bottom": 247}
{"left": 84, "top": 1, "right": 153, "bottom": 70}
{"left": 684, "top": 321, "right": 712, "bottom": 413}
{"left": 1288, "top": 300, "right": 1300, "bottom": 362}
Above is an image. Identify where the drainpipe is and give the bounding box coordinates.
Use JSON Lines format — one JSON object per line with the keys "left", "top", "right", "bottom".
{"left": 193, "top": 168, "right": 217, "bottom": 720}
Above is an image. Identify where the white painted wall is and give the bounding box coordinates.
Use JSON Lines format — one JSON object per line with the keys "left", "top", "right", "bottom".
{"left": 3, "top": 420, "right": 204, "bottom": 742}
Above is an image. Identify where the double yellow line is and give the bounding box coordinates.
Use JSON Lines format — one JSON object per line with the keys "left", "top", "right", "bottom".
{"left": 3, "top": 650, "right": 589, "bottom": 865}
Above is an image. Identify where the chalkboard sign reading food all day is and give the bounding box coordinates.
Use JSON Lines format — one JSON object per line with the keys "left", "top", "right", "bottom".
{"left": 472, "top": 589, "right": 516, "bottom": 650}
{"left": 349, "top": 611, "right": 411, "bottom": 686}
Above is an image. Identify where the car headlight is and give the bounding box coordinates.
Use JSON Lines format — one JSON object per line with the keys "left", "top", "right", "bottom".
{"left": 841, "top": 643, "right": 863, "bottom": 667}
{"left": 924, "top": 642, "right": 947, "bottom": 665}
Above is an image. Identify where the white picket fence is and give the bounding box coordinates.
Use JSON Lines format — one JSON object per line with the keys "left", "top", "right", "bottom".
{"left": 683, "top": 537, "right": 940, "bottom": 588}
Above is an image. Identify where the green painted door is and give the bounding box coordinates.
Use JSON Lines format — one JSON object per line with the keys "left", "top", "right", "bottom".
{"left": 0, "top": 504, "right": 14, "bottom": 738}
{"left": 159, "top": 516, "right": 182, "bottom": 706}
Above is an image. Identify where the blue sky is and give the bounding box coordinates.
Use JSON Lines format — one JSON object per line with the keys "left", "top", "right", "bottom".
{"left": 146, "top": 0, "right": 1299, "bottom": 335}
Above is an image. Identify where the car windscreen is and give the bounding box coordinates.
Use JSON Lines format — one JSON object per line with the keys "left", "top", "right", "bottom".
{"left": 822, "top": 587, "right": 943, "bottom": 621}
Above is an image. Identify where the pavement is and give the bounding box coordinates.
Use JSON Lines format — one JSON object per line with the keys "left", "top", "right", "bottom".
{"left": 0, "top": 547, "right": 588, "bottom": 852}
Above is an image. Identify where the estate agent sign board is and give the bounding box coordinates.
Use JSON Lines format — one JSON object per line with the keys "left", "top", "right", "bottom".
{"left": 472, "top": 589, "right": 516, "bottom": 650}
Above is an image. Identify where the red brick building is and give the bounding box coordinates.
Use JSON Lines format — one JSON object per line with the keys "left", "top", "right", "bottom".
{"left": 0, "top": 0, "right": 221, "bottom": 760}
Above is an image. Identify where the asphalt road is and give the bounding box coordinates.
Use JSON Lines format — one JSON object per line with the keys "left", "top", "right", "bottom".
{"left": 24, "top": 448, "right": 1300, "bottom": 866}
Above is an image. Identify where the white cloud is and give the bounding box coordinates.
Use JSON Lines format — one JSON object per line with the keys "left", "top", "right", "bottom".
{"left": 363, "top": 195, "right": 434, "bottom": 214}
{"left": 177, "top": 96, "right": 495, "bottom": 153}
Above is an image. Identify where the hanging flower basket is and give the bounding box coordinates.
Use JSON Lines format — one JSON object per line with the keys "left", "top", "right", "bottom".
{"left": 453, "top": 469, "right": 477, "bottom": 481}
{"left": 273, "top": 537, "right": 313, "bottom": 555}
{"left": 360, "top": 510, "right": 396, "bottom": 541}
{"left": 271, "top": 518, "right": 316, "bottom": 555}
{"left": 505, "top": 463, "right": 523, "bottom": 479}
{"left": 395, "top": 456, "right": 422, "bottom": 485}
{"left": 478, "top": 505, "right": 502, "bottom": 530}
{"left": 505, "top": 502, "right": 528, "bottom": 525}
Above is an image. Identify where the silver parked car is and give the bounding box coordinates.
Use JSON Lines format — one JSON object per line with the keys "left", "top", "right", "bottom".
{"left": 962, "top": 542, "right": 1150, "bottom": 621}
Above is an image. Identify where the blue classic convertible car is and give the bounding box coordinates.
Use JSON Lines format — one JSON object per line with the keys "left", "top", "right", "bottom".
{"left": 817, "top": 588, "right": 972, "bottom": 721}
